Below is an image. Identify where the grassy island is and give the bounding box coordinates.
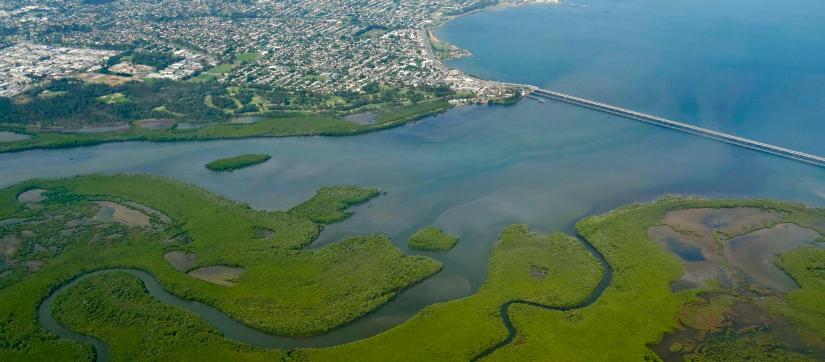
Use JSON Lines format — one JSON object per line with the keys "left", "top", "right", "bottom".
{"left": 288, "top": 186, "right": 381, "bottom": 224}
{"left": 407, "top": 226, "right": 459, "bottom": 251}
{"left": 205, "top": 154, "right": 271, "bottom": 172}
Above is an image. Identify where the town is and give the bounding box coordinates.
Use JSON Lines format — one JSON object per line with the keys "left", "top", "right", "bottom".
{"left": 0, "top": 43, "right": 116, "bottom": 97}
{"left": 0, "top": 0, "right": 552, "bottom": 102}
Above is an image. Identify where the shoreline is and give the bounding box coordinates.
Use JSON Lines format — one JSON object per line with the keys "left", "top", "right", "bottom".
{"left": 423, "top": 1, "right": 552, "bottom": 103}
{"left": 0, "top": 98, "right": 453, "bottom": 154}
{"left": 0, "top": 1, "right": 551, "bottom": 154}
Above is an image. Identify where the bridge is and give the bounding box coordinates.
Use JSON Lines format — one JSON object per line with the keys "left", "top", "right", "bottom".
{"left": 530, "top": 89, "right": 825, "bottom": 168}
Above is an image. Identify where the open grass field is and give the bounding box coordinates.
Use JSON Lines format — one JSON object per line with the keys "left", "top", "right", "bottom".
{"left": 234, "top": 53, "right": 260, "bottom": 63}
{"left": 191, "top": 52, "right": 259, "bottom": 83}
{"left": 205, "top": 154, "right": 272, "bottom": 172}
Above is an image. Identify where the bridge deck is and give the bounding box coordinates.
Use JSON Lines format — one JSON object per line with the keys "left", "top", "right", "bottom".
{"left": 531, "top": 89, "right": 825, "bottom": 168}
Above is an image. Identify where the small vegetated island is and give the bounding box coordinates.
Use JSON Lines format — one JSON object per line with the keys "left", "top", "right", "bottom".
{"left": 205, "top": 154, "right": 272, "bottom": 172}
{"left": 407, "top": 225, "right": 459, "bottom": 251}
{"left": 2, "top": 175, "right": 825, "bottom": 361}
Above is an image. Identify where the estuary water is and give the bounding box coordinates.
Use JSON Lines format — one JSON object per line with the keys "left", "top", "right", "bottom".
{"left": 6, "top": 0, "right": 825, "bottom": 347}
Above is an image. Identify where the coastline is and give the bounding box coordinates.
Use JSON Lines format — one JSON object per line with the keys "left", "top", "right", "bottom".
{"left": 0, "top": 1, "right": 552, "bottom": 154}
{"left": 422, "top": 0, "right": 552, "bottom": 103}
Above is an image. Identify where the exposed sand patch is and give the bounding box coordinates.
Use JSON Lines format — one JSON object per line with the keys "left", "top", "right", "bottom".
{"left": 343, "top": 112, "right": 377, "bottom": 125}
{"left": 188, "top": 266, "right": 245, "bottom": 286}
{"left": 119, "top": 200, "right": 172, "bottom": 224}
{"left": 25, "top": 260, "right": 43, "bottom": 272}
{"left": 230, "top": 116, "right": 261, "bottom": 124}
{"left": 0, "top": 234, "right": 21, "bottom": 258}
{"left": 73, "top": 123, "right": 131, "bottom": 134}
{"left": 724, "top": 223, "right": 821, "bottom": 292}
{"left": 164, "top": 251, "right": 196, "bottom": 272}
{"left": 18, "top": 189, "right": 47, "bottom": 203}
{"left": 664, "top": 207, "right": 780, "bottom": 236}
{"left": 530, "top": 264, "right": 549, "bottom": 278}
{"left": 648, "top": 225, "right": 724, "bottom": 286}
{"left": 135, "top": 119, "right": 175, "bottom": 130}
{"left": 76, "top": 72, "right": 132, "bottom": 86}
{"left": 93, "top": 201, "right": 151, "bottom": 227}
{"left": 654, "top": 207, "right": 824, "bottom": 293}
{"left": 175, "top": 122, "right": 208, "bottom": 130}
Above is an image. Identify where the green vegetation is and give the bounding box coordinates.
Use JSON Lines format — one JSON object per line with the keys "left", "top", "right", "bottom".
{"left": 776, "top": 246, "right": 825, "bottom": 337}
{"left": 685, "top": 333, "right": 818, "bottom": 362}
{"left": 487, "top": 197, "right": 825, "bottom": 361}
{"left": 106, "top": 51, "right": 184, "bottom": 70}
{"left": 234, "top": 52, "right": 260, "bottom": 63}
{"left": 53, "top": 273, "right": 288, "bottom": 361}
{"left": 678, "top": 294, "right": 735, "bottom": 334}
{"left": 466, "top": 199, "right": 695, "bottom": 361}
{"left": 0, "top": 78, "right": 455, "bottom": 153}
{"left": 355, "top": 26, "right": 389, "bottom": 39}
{"left": 426, "top": 30, "right": 471, "bottom": 61}
{"left": 304, "top": 225, "right": 603, "bottom": 360}
{"left": 288, "top": 186, "right": 381, "bottom": 224}
{"left": 6, "top": 182, "right": 825, "bottom": 361}
{"left": 488, "top": 93, "right": 522, "bottom": 106}
{"left": 205, "top": 154, "right": 271, "bottom": 172}
{"left": 97, "top": 92, "right": 127, "bottom": 104}
{"left": 0, "top": 174, "right": 440, "bottom": 360}
{"left": 445, "top": 0, "right": 500, "bottom": 16}
{"left": 191, "top": 64, "right": 235, "bottom": 83}
{"left": 42, "top": 223, "right": 602, "bottom": 361}
{"left": 1, "top": 78, "right": 227, "bottom": 127}
{"left": 191, "top": 52, "right": 259, "bottom": 83}
{"left": 407, "top": 226, "right": 459, "bottom": 251}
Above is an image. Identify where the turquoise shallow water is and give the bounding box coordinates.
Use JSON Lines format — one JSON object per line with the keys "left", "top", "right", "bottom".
{"left": 6, "top": 0, "right": 825, "bottom": 346}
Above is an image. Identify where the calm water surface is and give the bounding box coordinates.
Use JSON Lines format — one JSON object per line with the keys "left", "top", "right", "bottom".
{"left": 440, "top": 0, "right": 825, "bottom": 155}
{"left": 6, "top": 0, "right": 825, "bottom": 346}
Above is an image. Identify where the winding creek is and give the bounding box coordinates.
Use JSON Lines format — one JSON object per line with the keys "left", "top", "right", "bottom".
{"left": 39, "top": 232, "right": 614, "bottom": 361}
{"left": 471, "top": 234, "right": 614, "bottom": 360}
{"left": 39, "top": 268, "right": 385, "bottom": 361}
{"left": 9, "top": 0, "right": 825, "bottom": 359}
{"left": 39, "top": 230, "right": 614, "bottom": 361}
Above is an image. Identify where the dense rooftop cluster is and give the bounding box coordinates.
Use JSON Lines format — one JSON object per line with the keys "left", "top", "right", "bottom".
{"left": 0, "top": 42, "right": 115, "bottom": 97}
{"left": 0, "top": 0, "right": 545, "bottom": 101}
